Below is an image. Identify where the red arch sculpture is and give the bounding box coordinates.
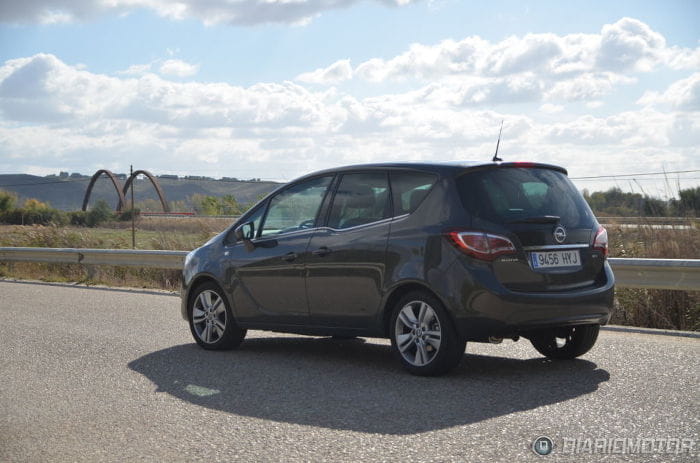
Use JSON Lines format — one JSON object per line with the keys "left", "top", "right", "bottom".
{"left": 82, "top": 169, "right": 127, "bottom": 212}
{"left": 122, "top": 170, "right": 170, "bottom": 213}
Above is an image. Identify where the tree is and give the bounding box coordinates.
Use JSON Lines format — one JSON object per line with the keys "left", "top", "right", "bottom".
{"left": 0, "top": 189, "right": 17, "bottom": 213}
{"left": 677, "top": 187, "right": 700, "bottom": 216}
{"left": 220, "top": 195, "right": 241, "bottom": 215}
{"left": 191, "top": 194, "right": 242, "bottom": 216}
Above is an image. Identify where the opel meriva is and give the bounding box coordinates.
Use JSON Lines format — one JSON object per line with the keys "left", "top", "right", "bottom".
{"left": 181, "top": 162, "right": 614, "bottom": 375}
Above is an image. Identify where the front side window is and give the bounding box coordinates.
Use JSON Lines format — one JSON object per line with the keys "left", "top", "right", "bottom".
{"left": 260, "top": 176, "right": 332, "bottom": 237}
{"left": 327, "top": 172, "right": 390, "bottom": 229}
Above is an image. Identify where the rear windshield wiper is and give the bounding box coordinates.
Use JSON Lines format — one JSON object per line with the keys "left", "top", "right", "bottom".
{"left": 507, "top": 215, "right": 560, "bottom": 224}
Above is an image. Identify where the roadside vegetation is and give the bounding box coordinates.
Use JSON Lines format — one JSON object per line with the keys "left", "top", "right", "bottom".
{"left": 0, "top": 187, "right": 697, "bottom": 331}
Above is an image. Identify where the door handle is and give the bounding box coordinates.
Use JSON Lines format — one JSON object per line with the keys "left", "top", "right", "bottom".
{"left": 282, "top": 252, "right": 298, "bottom": 262}
{"left": 312, "top": 247, "right": 332, "bottom": 257}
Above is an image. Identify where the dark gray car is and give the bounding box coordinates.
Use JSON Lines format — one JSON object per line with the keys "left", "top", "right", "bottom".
{"left": 181, "top": 161, "right": 613, "bottom": 375}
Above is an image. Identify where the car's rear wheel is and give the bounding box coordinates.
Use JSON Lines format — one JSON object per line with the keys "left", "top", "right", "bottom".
{"left": 188, "top": 282, "right": 246, "bottom": 350}
{"left": 529, "top": 324, "right": 599, "bottom": 359}
{"left": 390, "top": 291, "right": 466, "bottom": 376}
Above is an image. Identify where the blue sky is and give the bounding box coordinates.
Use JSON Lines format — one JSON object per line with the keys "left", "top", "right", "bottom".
{"left": 0, "top": 0, "right": 698, "bottom": 197}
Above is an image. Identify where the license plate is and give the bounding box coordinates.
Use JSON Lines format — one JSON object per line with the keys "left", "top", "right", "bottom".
{"left": 530, "top": 250, "right": 581, "bottom": 269}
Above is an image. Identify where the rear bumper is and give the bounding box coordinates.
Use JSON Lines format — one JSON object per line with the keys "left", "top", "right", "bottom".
{"left": 447, "top": 261, "right": 615, "bottom": 341}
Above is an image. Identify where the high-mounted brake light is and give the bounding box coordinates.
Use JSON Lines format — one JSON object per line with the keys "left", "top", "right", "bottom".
{"left": 512, "top": 162, "right": 536, "bottom": 168}
{"left": 447, "top": 230, "right": 517, "bottom": 261}
{"left": 592, "top": 226, "right": 608, "bottom": 258}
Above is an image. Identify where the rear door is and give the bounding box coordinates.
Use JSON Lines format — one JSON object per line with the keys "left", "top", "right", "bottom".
{"left": 456, "top": 166, "right": 603, "bottom": 292}
{"left": 306, "top": 171, "right": 392, "bottom": 328}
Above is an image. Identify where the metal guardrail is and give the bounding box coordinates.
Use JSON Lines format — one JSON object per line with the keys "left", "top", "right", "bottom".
{"left": 598, "top": 217, "right": 696, "bottom": 230}
{"left": 608, "top": 258, "right": 700, "bottom": 291}
{"left": 0, "top": 247, "right": 698, "bottom": 291}
{"left": 0, "top": 247, "right": 187, "bottom": 270}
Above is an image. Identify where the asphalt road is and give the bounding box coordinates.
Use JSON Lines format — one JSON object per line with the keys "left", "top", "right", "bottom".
{"left": 0, "top": 280, "right": 698, "bottom": 462}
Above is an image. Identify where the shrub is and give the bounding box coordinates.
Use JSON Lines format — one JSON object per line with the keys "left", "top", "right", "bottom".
{"left": 85, "top": 200, "right": 114, "bottom": 227}
{"left": 69, "top": 211, "right": 88, "bottom": 226}
{"left": 117, "top": 208, "right": 140, "bottom": 221}
{"left": 0, "top": 207, "right": 67, "bottom": 226}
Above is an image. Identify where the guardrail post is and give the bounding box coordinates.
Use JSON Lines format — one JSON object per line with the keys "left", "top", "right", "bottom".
{"left": 84, "top": 264, "right": 98, "bottom": 281}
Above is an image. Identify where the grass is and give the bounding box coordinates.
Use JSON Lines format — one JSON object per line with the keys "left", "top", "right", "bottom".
{"left": 0, "top": 218, "right": 697, "bottom": 330}
{"left": 0, "top": 218, "right": 230, "bottom": 291}
{"left": 604, "top": 220, "right": 699, "bottom": 331}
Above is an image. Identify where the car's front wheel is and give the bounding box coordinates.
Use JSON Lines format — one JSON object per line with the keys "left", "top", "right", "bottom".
{"left": 188, "top": 282, "right": 246, "bottom": 350}
{"left": 529, "top": 324, "right": 599, "bottom": 359}
{"left": 390, "top": 291, "right": 466, "bottom": 376}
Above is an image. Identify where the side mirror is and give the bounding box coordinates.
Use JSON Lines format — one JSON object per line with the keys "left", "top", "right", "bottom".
{"left": 235, "top": 221, "right": 255, "bottom": 242}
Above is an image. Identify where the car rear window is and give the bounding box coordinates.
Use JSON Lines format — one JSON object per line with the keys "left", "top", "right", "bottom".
{"left": 456, "top": 167, "right": 595, "bottom": 228}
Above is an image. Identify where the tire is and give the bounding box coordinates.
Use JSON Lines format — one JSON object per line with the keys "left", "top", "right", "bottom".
{"left": 188, "top": 281, "right": 246, "bottom": 350}
{"left": 390, "top": 291, "right": 466, "bottom": 376}
{"left": 529, "top": 324, "right": 599, "bottom": 360}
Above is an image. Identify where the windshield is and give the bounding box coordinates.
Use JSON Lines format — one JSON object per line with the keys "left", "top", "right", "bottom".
{"left": 456, "top": 167, "right": 595, "bottom": 228}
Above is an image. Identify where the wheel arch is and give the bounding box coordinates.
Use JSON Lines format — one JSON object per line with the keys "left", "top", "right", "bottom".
{"left": 182, "top": 274, "right": 231, "bottom": 319}
{"left": 380, "top": 281, "right": 456, "bottom": 337}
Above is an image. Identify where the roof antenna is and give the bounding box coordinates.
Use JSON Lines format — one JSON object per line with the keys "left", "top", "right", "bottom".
{"left": 492, "top": 120, "right": 504, "bottom": 162}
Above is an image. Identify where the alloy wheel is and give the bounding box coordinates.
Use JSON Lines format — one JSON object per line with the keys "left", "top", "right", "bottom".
{"left": 192, "top": 289, "right": 227, "bottom": 344}
{"left": 394, "top": 300, "right": 442, "bottom": 366}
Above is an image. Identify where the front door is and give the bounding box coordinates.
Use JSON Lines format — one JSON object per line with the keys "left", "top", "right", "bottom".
{"left": 232, "top": 175, "right": 333, "bottom": 325}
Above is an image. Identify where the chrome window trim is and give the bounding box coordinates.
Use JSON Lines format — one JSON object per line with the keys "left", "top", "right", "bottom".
{"left": 523, "top": 244, "right": 589, "bottom": 251}
{"left": 317, "top": 216, "right": 394, "bottom": 233}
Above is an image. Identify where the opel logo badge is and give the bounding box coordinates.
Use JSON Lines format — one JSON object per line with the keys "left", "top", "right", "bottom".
{"left": 553, "top": 226, "right": 566, "bottom": 244}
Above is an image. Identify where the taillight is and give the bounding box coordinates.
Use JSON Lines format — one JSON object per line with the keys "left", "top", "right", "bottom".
{"left": 447, "top": 230, "right": 517, "bottom": 261}
{"left": 592, "top": 226, "right": 608, "bottom": 258}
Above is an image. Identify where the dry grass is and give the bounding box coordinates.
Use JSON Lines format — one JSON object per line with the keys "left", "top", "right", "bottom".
{"left": 0, "top": 221, "right": 227, "bottom": 291}
{"left": 0, "top": 219, "right": 697, "bottom": 330}
{"left": 604, "top": 221, "right": 699, "bottom": 331}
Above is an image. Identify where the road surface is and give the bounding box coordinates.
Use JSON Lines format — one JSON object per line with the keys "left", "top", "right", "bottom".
{"left": 0, "top": 280, "right": 698, "bottom": 462}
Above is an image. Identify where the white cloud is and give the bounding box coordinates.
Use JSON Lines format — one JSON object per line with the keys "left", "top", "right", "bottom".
{"left": 595, "top": 17, "right": 666, "bottom": 72}
{"left": 540, "top": 103, "right": 564, "bottom": 114}
{"left": 118, "top": 63, "right": 153, "bottom": 76}
{"left": 297, "top": 60, "right": 353, "bottom": 84}
{"left": 317, "top": 18, "right": 700, "bottom": 109}
{"left": 0, "top": 54, "right": 133, "bottom": 122}
{"left": 0, "top": 0, "right": 418, "bottom": 26}
{"left": 159, "top": 59, "right": 199, "bottom": 77}
{"left": 350, "top": 18, "right": 692, "bottom": 84}
{"left": 545, "top": 72, "right": 636, "bottom": 101}
{"left": 0, "top": 38, "right": 698, "bottom": 186}
{"left": 637, "top": 73, "right": 700, "bottom": 111}
{"left": 543, "top": 110, "right": 671, "bottom": 146}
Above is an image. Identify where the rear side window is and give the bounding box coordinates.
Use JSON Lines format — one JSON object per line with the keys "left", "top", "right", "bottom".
{"left": 457, "top": 167, "right": 595, "bottom": 228}
{"left": 327, "top": 172, "right": 390, "bottom": 229}
{"left": 390, "top": 171, "right": 438, "bottom": 215}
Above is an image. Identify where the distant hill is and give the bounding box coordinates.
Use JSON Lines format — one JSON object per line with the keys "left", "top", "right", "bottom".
{"left": 0, "top": 174, "right": 282, "bottom": 211}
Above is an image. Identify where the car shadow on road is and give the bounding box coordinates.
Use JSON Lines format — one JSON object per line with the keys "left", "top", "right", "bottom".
{"left": 128, "top": 337, "right": 610, "bottom": 435}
